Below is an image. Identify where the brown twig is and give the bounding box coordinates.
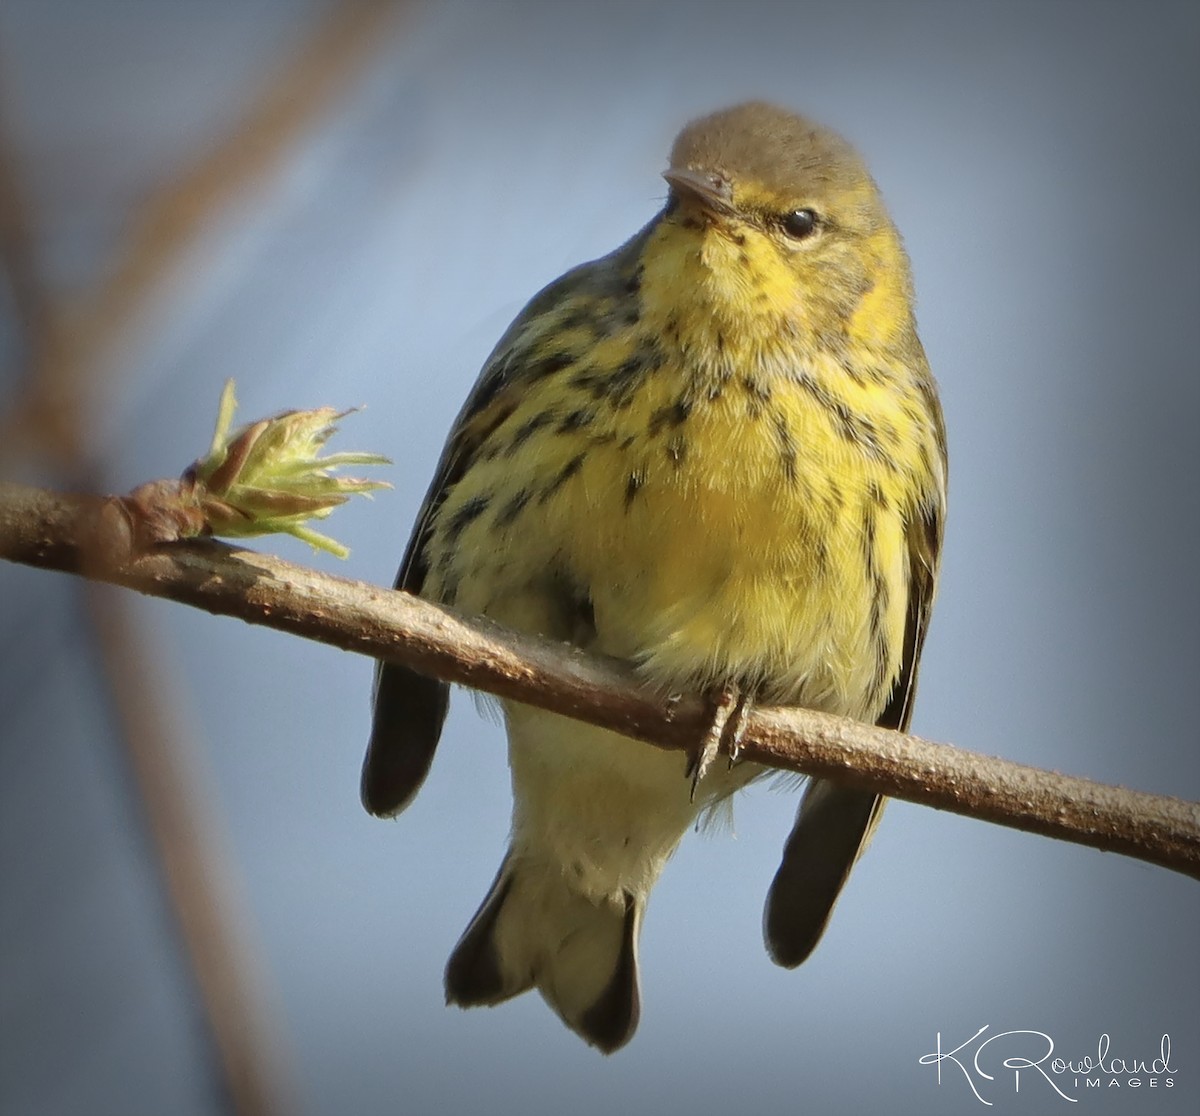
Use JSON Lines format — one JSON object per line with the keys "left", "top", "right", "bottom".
{"left": 4, "top": 478, "right": 1198, "bottom": 881}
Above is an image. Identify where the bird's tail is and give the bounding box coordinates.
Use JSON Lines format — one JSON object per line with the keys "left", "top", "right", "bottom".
{"left": 444, "top": 851, "right": 642, "bottom": 1053}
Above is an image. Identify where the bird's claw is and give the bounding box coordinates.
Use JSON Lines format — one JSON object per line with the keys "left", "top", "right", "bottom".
{"left": 688, "top": 685, "right": 751, "bottom": 802}
{"left": 725, "top": 692, "right": 753, "bottom": 768}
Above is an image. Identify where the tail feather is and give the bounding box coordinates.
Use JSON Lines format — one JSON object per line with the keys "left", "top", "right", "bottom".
{"left": 764, "top": 780, "right": 883, "bottom": 969}
{"left": 542, "top": 892, "right": 641, "bottom": 1054}
{"left": 444, "top": 854, "right": 642, "bottom": 1053}
{"left": 444, "top": 856, "right": 531, "bottom": 1006}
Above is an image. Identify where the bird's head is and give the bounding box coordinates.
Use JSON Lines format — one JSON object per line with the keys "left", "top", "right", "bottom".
{"left": 646, "top": 102, "right": 915, "bottom": 356}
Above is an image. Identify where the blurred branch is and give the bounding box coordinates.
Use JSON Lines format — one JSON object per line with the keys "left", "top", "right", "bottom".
{"left": 1, "top": 0, "right": 408, "bottom": 466}
{"left": 2, "top": 5, "right": 411, "bottom": 1114}
{"left": 84, "top": 585, "right": 297, "bottom": 1116}
{"left": 4, "top": 478, "right": 1198, "bottom": 882}
{"left": 1, "top": 107, "right": 307, "bottom": 1116}
{"left": 0, "top": 110, "right": 53, "bottom": 356}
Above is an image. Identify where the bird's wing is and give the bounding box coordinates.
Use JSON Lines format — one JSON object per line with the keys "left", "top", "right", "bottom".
{"left": 360, "top": 232, "right": 652, "bottom": 817}
{"left": 877, "top": 482, "right": 945, "bottom": 736}
{"left": 360, "top": 321, "right": 548, "bottom": 816}
{"left": 765, "top": 403, "right": 946, "bottom": 966}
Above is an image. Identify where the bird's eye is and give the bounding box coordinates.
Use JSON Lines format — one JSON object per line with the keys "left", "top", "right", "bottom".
{"left": 780, "top": 208, "right": 818, "bottom": 240}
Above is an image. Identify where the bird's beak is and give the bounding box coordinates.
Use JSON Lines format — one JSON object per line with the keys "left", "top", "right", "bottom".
{"left": 662, "top": 166, "right": 736, "bottom": 218}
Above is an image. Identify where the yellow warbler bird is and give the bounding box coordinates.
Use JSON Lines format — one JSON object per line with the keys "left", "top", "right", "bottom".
{"left": 364, "top": 102, "right": 946, "bottom": 1052}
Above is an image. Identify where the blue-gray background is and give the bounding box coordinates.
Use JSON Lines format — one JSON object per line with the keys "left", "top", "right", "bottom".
{"left": 2, "top": 2, "right": 1197, "bottom": 1114}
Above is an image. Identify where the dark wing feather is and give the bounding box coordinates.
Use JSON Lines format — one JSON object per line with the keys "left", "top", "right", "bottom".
{"left": 361, "top": 228, "right": 655, "bottom": 816}
{"left": 361, "top": 348, "right": 529, "bottom": 816}
{"left": 765, "top": 466, "right": 945, "bottom": 966}
{"left": 877, "top": 495, "right": 943, "bottom": 736}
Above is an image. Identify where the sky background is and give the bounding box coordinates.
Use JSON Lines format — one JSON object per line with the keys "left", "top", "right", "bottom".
{"left": 1, "top": 2, "right": 1198, "bottom": 1114}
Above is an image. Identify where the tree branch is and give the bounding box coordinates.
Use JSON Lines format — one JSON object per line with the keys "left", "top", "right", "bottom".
{"left": 3, "top": 479, "right": 1198, "bottom": 881}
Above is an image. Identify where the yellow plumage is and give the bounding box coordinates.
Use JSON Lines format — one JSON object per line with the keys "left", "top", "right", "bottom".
{"left": 365, "top": 101, "right": 947, "bottom": 1052}
{"left": 426, "top": 218, "right": 939, "bottom": 715}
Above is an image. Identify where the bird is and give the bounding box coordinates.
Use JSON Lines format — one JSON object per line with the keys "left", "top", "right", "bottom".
{"left": 363, "top": 101, "right": 946, "bottom": 1053}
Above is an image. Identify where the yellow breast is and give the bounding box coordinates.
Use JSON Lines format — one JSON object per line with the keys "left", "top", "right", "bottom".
{"left": 422, "top": 211, "right": 943, "bottom": 720}
{"left": 429, "top": 352, "right": 930, "bottom": 721}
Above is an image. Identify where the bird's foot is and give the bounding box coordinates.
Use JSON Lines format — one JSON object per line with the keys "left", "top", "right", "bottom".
{"left": 725, "top": 690, "right": 753, "bottom": 768}
{"left": 687, "top": 684, "right": 753, "bottom": 802}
